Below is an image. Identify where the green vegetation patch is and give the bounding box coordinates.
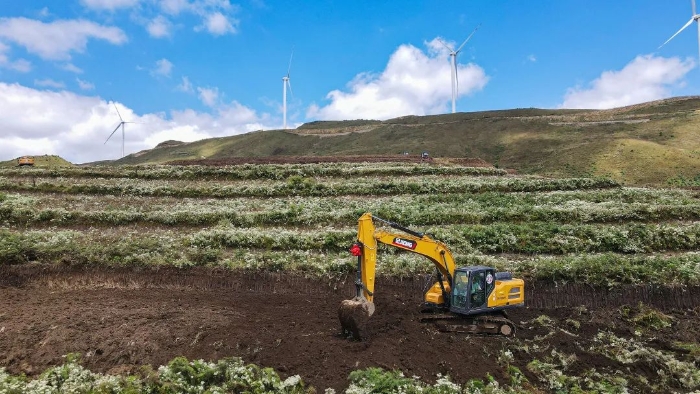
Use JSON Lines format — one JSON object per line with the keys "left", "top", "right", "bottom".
{"left": 592, "top": 332, "right": 700, "bottom": 391}
{"left": 1, "top": 161, "right": 699, "bottom": 286}
{"left": 0, "top": 355, "right": 310, "bottom": 393}
{"left": 619, "top": 303, "right": 674, "bottom": 331}
{"left": 345, "top": 368, "right": 518, "bottom": 394}
{"left": 0, "top": 155, "right": 72, "bottom": 168}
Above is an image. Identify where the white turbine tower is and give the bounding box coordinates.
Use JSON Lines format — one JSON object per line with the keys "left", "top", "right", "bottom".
{"left": 282, "top": 49, "right": 294, "bottom": 129}
{"left": 659, "top": 0, "right": 700, "bottom": 60}
{"left": 438, "top": 24, "right": 480, "bottom": 114}
{"left": 104, "top": 103, "right": 135, "bottom": 158}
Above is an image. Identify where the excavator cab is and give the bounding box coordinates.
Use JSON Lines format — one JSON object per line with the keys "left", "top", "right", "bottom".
{"left": 450, "top": 267, "right": 493, "bottom": 313}
{"left": 449, "top": 266, "right": 524, "bottom": 317}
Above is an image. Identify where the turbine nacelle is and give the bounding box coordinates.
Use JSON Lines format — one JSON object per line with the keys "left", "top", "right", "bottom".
{"left": 440, "top": 24, "right": 480, "bottom": 114}
{"left": 104, "top": 102, "right": 138, "bottom": 158}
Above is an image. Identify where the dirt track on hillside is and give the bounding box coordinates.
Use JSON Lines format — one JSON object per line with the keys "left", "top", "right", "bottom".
{"left": 166, "top": 155, "right": 438, "bottom": 166}
{"left": 166, "top": 155, "right": 498, "bottom": 168}
{"left": 1, "top": 266, "right": 699, "bottom": 391}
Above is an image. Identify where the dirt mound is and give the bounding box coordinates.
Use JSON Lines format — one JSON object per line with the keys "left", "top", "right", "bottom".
{"left": 155, "top": 140, "right": 185, "bottom": 148}
{"left": 1, "top": 266, "right": 698, "bottom": 391}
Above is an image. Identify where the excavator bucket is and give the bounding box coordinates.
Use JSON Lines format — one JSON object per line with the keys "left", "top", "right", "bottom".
{"left": 338, "top": 297, "right": 375, "bottom": 339}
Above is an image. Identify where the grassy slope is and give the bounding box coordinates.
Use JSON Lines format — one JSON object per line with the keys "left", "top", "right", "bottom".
{"left": 0, "top": 155, "right": 73, "bottom": 168}
{"left": 116, "top": 97, "right": 700, "bottom": 185}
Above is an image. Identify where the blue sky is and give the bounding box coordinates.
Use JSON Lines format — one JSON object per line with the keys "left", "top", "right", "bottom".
{"left": 0, "top": 0, "right": 699, "bottom": 162}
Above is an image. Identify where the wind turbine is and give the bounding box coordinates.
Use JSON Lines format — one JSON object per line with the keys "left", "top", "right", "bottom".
{"left": 282, "top": 49, "right": 294, "bottom": 129}
{"left": 438, "top": 24, "right": 480, "bottom": 114}
{"left": 104, "top": 103, "right": 135, "bottom": 158}
{"left": 659, "top": 0, "right": 700, "bottom": 60}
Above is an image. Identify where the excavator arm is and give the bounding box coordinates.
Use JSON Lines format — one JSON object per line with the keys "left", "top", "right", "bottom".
{"left": 340, "top": 213, "right": 458, "bottom": 338}
{"left": 353, "top": 213, "right": 456, "bottom": 303}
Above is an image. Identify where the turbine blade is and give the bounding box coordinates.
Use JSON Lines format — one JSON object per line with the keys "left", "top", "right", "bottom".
{"left": 113, "top": 103, "right": 123, "bottom": 121}
{"left": 659, "top": 17, "right": 695, "bottom": 49}
{"left": 456, "top": 23, "right": 481, "bottom": 53}
{"left": 287, "top": 47, "right": 294, "bottom": 77}
{"left": 437, "top": 38, "right": 454, "bottom": 52}
{"left": 694, "top": 0, "right": 697, "bottom": 16}
{"left": 287, "top": 79, "right": 293, "bottom": 99}
{"left": 104, "top": 123, "right": 121, "bottom": 144}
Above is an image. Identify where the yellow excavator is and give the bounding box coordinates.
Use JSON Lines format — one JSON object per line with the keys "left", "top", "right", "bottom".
{"left": 339, "top": 213, "right": 525, "bottom": 339}
{"left": 17, "top": 156, "right": 35, "bottom": 167}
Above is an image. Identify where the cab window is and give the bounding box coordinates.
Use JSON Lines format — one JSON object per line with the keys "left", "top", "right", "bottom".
{"left": 451, "top": 271, "right": 468, "bottom": 308}
{"left": 470, "top": 271, "right": 486, "bottom": 307}
{"left": 485, "top": 269, "right": 495, "bottom": 298}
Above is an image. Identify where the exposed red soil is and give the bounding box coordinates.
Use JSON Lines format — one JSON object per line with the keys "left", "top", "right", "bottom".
{"left": 446, "top": 158, "right": 497, "bottom": 168}
{"left": 1, "top": 266, "right": 699, "bottom": 392}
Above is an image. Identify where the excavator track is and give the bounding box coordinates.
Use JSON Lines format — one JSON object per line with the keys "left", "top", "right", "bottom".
{"left": 420, "top": 312, "right": 516, "bottom": 336}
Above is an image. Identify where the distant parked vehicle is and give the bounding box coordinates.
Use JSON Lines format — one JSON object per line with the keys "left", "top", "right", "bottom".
{"left": 17, "top": 156, "right": 35, "bottom": 166}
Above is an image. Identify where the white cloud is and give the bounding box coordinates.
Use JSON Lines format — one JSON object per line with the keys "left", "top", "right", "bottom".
{"left": 80, "top": 0, "right": 141, "bottom": 11}
{"left": 7, "top": 59, "right": 32, "bottom": 72}
{"left": 151, "top": 0, "right": 239, "bottom": 36}
{"left": 195, "top": 0, "right": 235, "bottom": 12}
{"left": 145, "top": 102, "right": 266, "bottom": 147}
{"left": 0, "top": 82, "right": 270, "bottom": 163}
{"left": 0, "top": 18, "right": 127, "bottom": 61}
{"left": 200, "top": 12, "right": 236, "bottom": 35}
{"left": 77, "top": 78, "right": 95, "bottom": 90}
{"left": 527, "top": 54, "right": 537, "bottom": 63}
{"left": 308, "top": 38, "right": 489, "bottom": 120}
{"left": 159, "top": 0, "right": 190, "bottom": 15}
{"left": 78, "top": 0, "right": 238, "bottom": 39}
{"left": 61, "top": 63, "right": 84, "bottom": 73}
{"left": 38, "top": 7, "right": 50, "bottom": 18}
{"left": 176, "top": 76, "right": 194, "bottom": 93}
{"left": 147, "top": 15, "right": 172, "bottom": 38}
{"left": 0, "top": 57, "right": 31, "bottom": 73}
{"left": 34, "top": 79, "right": 65, "bottom": 89}
{"left": 562, "top": 55, "right": 696, "bottom": 109}
{"left": 197, "top": 86, "right": 219, "bottom": 106}
{"left": 0, "top": 42, "right": 31, "bottom": 72}
{"left": 153, "top": 58, "right": 173, "bottom": 77}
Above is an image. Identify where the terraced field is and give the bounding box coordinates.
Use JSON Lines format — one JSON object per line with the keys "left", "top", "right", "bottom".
{"left": 1, "top": 162, "right": 700, "bottom": 393}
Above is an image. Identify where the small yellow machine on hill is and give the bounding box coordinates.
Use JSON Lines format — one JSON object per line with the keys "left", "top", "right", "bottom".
{"left": 339, "top": 213, "right": 525, "bottom": 339}
{"left": 17, "top": 156, "right": 35, "bottom": 166}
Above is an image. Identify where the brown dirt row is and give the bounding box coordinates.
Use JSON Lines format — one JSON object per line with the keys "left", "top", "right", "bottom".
{"left": 1, "top": 266, "right": 699, "bottom": 392}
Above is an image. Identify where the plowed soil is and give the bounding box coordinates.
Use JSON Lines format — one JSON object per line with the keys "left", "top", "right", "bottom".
{"left": 1, "top": 266, "right": 699, "bottom": 392}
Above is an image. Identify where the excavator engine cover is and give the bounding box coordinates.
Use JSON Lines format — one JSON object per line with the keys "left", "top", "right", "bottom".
{"left": 338, "top": 297, "right": 375, "bottom": 339}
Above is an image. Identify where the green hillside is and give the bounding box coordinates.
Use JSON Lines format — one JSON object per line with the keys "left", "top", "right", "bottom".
{"left": 0, "top": 155, "right": 73, "bottom": 168}
{"left": 115, "top": 96, "right": 700, "bottom": 185}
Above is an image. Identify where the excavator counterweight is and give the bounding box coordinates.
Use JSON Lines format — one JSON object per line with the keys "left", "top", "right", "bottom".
{"left": 338, "top": 213, "right": 525, "bottom": 339}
